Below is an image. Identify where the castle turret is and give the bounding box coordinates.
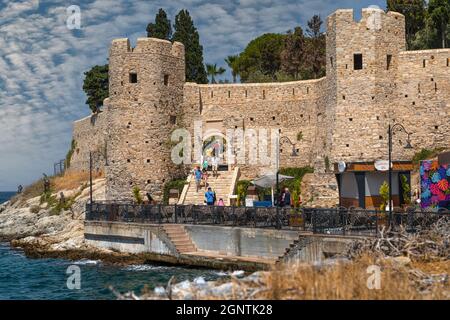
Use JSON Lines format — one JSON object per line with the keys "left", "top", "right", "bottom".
{"left": 326, "top": 8, "right": 406, "bottom": 164}
{"left": 105, "top": 38, "right": 185, "bottom": 200}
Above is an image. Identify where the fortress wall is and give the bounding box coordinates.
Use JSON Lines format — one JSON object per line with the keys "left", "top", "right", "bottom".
{"left": 392, "top": 49, "right": 450, "bottom": 159}
{"left": 183, "top": 79, "right": 326, "bottom": 178}
{"left": 69, "top": 113, "right": 106, "bottom": 173}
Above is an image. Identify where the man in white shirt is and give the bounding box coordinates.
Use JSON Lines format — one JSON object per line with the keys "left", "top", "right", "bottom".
{"left": 211, "top": 156, "right": 219, "bottom": 177}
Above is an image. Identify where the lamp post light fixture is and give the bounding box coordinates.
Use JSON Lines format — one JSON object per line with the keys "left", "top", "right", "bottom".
{"left": 388, "top": 123, "right": 413, "bottom": 226}
{"left": 275, "top": 136, "right": 298, "bottom": 207}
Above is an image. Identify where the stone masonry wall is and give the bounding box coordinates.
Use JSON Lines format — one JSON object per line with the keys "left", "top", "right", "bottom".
{"left": 69, "top": 112, "right": 106, "bottom": 173}
{"left": 182, "top": 79, "right": 327, "bottom": 179}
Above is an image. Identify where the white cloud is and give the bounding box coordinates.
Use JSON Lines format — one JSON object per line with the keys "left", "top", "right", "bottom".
{"left": 0, "top": 0, "right": 385, "bottom": 190}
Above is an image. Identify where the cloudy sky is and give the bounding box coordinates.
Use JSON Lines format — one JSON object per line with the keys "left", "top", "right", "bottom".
{"left": 0, "top": 0, "right": 385, "bottom": 191}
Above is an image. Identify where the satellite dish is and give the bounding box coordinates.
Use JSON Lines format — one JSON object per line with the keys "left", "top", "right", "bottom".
{"left": 338, "top": 161, "right": 346, "bottom": 173}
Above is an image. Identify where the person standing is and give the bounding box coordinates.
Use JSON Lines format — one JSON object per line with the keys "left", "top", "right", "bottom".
{"left": 205, "top": 187, "right": 215, "bottom": 206}
{"left": 217, "top": 198, "right": 225, "bottom": 206}
{"left": 17, "top": 185, "right": 23, "bottom": 194}
{"left": 202, "top": 158, "right": 209, "bottom": 172}
{"left": 194, "top": 166, "right": 202, "bottom": 193}
{"left": 283, "top": 187, "right": 292, "bottom": 208}
{"left": 211, "top": 156, "right": 219, "bottom": 177}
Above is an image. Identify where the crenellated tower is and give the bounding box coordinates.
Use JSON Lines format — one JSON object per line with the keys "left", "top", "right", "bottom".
{"left": 104, "top": 38, "right": 185, "bottom": 200}
{"left": 326, "top": 8, "right": 406, "bottom": 164}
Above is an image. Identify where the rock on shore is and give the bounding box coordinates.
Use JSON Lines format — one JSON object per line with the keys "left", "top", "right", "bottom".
{"left": 0, "top": 179, "right": 105, "bottom": 253}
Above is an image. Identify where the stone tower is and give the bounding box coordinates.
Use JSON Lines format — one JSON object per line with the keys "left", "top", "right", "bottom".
{"left": 326, "top": 8, "right": 406, "bottom": 164}
{"left": 104, "top": 38, "right": 185, "bottom": 200}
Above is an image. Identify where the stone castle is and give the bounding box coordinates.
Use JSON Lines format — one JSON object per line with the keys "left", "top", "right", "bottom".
{"left": 69, "top": 8, "right": 449, "bottom": 207}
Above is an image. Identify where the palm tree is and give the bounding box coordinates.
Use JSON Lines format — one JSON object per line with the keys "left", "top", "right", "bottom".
{"left": 224, "top": 55, "right": 239, "bottom": 83}
{"left": 205, "top": 63, "right": 226, "bottom": 84}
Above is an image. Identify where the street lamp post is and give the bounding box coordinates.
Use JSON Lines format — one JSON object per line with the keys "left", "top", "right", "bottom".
{"left": 89, "top": 144, "right": 108, "bottom": 213}
{"left": 275, "top": 136, "right": 299, "bottom": 207}
{"left": 387, "top": 123, "right": 413, "bottom": 227}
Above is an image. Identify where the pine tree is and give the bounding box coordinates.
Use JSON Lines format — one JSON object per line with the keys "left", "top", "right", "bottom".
{"left": 305, "top": 15, "right": 325, "bottom": 79}
{"left": 428, "top": 0, "right": 450, "bottom": 48}
{"left": 387, "top": 0, "right": 426, "bottom": 49}
{"left": 172, "top": 10, "right": 208, "bottom": 84}
{"left": 280, "top": 27, "right": 305, "bottom": 80}
{"left": 82, "top": 65, "right": 109, "bottom": 113}
{"left": 146, "top": 8, "right": 172, "bottom": 40}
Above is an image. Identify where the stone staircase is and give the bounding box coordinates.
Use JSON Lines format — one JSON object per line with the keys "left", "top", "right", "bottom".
{"left": 162, "top": 224, "right": 197, "bottom": 254}
{"left": 180, "top": 167, "right": 239, "bottom": 205}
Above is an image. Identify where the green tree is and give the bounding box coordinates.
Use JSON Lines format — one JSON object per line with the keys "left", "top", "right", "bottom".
{"left": 387, "top": 0, "right": 426, "bottom": 49}
{"left": 205, "top": 63, "right": 226, "bottom": 83}
{"left": 428, "top": 0, "right": 450, "bottom": 48}
{"left": 172, "top": 10, "right": 208, "bottom": 84}
{"left": 280, "top": 27, "right": 305, "bottom": 80}
{"left": 224, "top": 55, "right": 239, "bottom": 83}
{"left": 146, "top": 8, "right": 172, "bottom": 40}
{"left": 305, "top": 15, "right": 326, "bottom": 79}
{"left": 236, "top": 33, "right": 284, "bottom": 82}
{"left": 82, "top": 64, "right": 109, "bottom": 113}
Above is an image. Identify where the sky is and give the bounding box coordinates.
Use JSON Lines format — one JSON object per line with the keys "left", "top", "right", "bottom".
{"left": 0, "top": 0, "right": 386, "bottom": 191}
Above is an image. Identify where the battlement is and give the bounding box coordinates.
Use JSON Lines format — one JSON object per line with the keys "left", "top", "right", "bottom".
{"left": 110, "top": 37, "right": 184, "bottom": 59}
{"left": 327, "top": 7, "right": 405, "bottom": 30}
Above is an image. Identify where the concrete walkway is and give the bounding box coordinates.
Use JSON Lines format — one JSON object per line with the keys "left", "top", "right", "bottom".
{"left": 183, "top": 251, "right": 277, "bottom": 266}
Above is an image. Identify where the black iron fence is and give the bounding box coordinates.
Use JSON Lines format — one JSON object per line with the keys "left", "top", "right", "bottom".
{"left": 86, "top": 202, "right": 449, "bottom": 237}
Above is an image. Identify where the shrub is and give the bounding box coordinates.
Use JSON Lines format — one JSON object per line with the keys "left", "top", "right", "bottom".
{"left": 30, "top": 205, "right": 40, "bottom": 214}
{"left": 379, "top": 181, "right": 389, "bottom": 211}
{"left": 412, "top": 148, "right": 445, "bottom": 165}
{"left": 163, "top": 179, "right": 188, "bottom": 205}
{"left": 400, "top": 174, "right": 411, "bottom": 205}
{"left": 64, "top": 139, "right": 77, "bottom": 170}
{"left": 132, "top": 186, "right": 143, "bottom": 204}
{"left": 236, "top": 180, "right": 252, "bottom": 206}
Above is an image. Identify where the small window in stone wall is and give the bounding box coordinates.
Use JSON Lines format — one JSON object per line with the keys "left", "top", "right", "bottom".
{"left": 129, "top": 73, "right": 137, "bottom": 83}
{"left": 306, "top": 87, "right": 309, "bottom": 94}
{"left": 245, "top": 90, "right": 248, "bottom": 98}
{"left": 387, "top": 54, "right": 392, "bottom": 70}
{"left": 423, "top": 59, "right": 426, "bottom": 68}
{"left": 147, "top": 159, "right": 150, "bottom": 163}
{"left": 435, "top": 83, "right": 438, "bottom": 92}
{"left": 354, "top": 54, "right": 363, "bottom": 70}
{"left": 330, "top": 57, "right": 333, "bottom": 67}
{"left": 127, "top": 159, "right": 131, "bottom": 163}
{"left": 418, "top": 83, "right": 421, "bottom": 93}
{"left": 263, "top": 90, "right": 266, "bottom": 99}
{"left": 170, "top": 115, "right": 177, "bottom": 124}
{"left": 447, "top": 58, "right": 449, "bottom": 67}
{"left": 164, "top": 74, "right": 169, "bottom": 86}
{"left": 435, "top": 126, "right": 439, "bottom": 130}
{"left": 147, "top": 180, "right": 151, "bottom": 184}
{"left": 343, "top": 95, "right": 346, "bottom": 100}
{"left": 228, "top": 91, "right": 231, "bottom": 98}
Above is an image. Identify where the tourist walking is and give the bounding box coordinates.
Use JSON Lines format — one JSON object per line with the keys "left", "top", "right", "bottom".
{"left": 205, "top": 187, "right": 215, "bottom": 206}
{"left": 211, "top": 156, "right": 219, "bottom": 177}
{"left": 202, "top": 158, "right": 209, "bottom": 172}
{"left": 17, "top": 185, "right": 23, "bottom": 194}
{"left": 203, "top": 170, "right": 209, "bottom": 190}
{"left": 194, "top": 166, "right": 202, "bottom": 193}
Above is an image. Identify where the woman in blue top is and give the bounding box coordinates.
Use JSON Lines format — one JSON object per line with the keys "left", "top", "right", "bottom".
{"left": 205, "top": 187, "right": 215, "bottom": 206}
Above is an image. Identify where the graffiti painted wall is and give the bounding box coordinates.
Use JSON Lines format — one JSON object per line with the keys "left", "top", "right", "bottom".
{"left": 420, "top": 160, "right": 450, "bottom": 210}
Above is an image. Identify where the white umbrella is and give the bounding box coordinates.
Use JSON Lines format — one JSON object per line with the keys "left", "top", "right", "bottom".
{"left": 252, "top": 174, "right": 294, "bottom": 206}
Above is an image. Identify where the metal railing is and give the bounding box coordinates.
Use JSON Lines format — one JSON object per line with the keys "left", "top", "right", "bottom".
{"left": 86, "top": 202, "right": 449, "bottom": 237}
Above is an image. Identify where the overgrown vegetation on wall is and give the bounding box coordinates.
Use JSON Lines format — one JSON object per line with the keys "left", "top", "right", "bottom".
{"left": 64, "top": 139, "right": 77, "bottom": 170}
{"left": 412, "top": 147, "right": 446, "bottom": 165}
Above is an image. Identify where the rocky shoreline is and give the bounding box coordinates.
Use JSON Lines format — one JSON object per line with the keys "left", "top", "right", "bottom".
{"left": 0, "top": 179, "right": 137, "bottom": 266}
